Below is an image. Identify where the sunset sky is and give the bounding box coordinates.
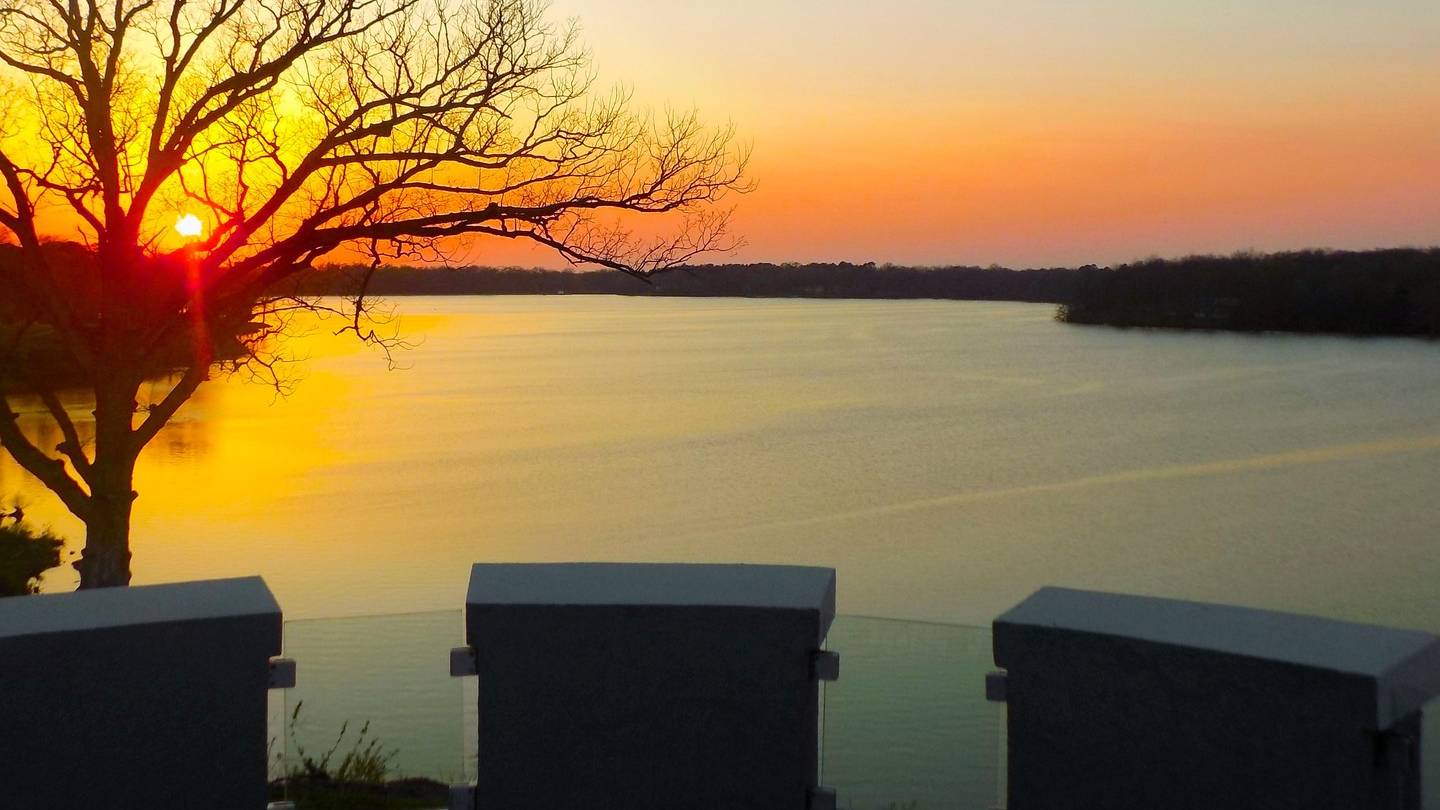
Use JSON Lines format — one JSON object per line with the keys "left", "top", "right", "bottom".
{"left": 465, "top": 0, "right": 1440, "bottom": 269}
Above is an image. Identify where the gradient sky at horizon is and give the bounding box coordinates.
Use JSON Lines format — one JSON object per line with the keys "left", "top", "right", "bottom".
{"left": 463, "top": 0, "right": 1440, "bottom": 268}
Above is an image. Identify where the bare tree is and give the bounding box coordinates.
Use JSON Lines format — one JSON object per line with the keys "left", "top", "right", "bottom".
{"left": 0, "top": 0, "right": 748, "bottom": 588}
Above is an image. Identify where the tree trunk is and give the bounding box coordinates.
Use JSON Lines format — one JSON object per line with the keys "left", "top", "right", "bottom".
{"left": 77, "top": 482, "right": 133, "bottom": 588}
{"left": 75, "top": 374, "right": 140, "bottom": 589}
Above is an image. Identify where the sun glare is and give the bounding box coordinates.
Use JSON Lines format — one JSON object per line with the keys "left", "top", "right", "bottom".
{"left": 175, "top": 213, "right": 204, "bottom": 238}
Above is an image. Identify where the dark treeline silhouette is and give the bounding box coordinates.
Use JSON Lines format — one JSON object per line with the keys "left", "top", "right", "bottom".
{"left": 297, "top": 250, "right": 1440, "bottom": 338}
{"left": 292, "top": 262, "right": 1097, "bottom": 302}
{"left": 0, "top": 242, "right": 254, "bottom": 391}
{"left": 1059, "top": 248, "right": 1440, "bottom": 337}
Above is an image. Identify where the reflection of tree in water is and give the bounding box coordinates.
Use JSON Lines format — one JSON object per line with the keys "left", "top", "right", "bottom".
{"left": 2, "top": 406, "right": 71, "bottom": 508}
{"left": 2, "top": 383, "right": 216, "bottom": 504}
{"left": 140, "top": 376, "right": 217, "bottom": 461}
{"left": 2, "top": 382, "right": 213, "bottom": 593}
{"left": 157, "top": 421, "right": 214, "bottom": 461}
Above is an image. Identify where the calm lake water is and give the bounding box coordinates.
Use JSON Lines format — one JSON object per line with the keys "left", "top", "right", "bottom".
{"left": 8, "top": 296, "right": 1440, "bottom": 628}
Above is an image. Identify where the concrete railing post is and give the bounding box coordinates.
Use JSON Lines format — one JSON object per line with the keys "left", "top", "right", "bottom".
{"left": 993, "top": 587, "right": 1440, "bottom": 810}
{"left": 0, "top": 577, "right": 284, "bottom": 809}
{"left": 453, "top": 562, "right": 837, "bottom": 810}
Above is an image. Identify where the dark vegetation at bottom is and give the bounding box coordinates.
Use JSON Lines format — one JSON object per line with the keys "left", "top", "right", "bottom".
{"left": 267, "top": 777, "right": 447, "bottom": 810}
{"left": 269, "top": 702, "right": 447, "bottom": 810}
{"left": 264, "top": 703, "right": 924, "bottom": 810}
{"left": 0, "top": 521, "right": 63, "bottom": 596}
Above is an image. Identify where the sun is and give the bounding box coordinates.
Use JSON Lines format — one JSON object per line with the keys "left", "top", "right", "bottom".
{"left": 175, "top": 213, "right": 204, "bottom": 238}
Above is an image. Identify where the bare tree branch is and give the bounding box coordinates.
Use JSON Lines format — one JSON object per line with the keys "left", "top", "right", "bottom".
{"left": 0, "top": 0, "right": 748, "bottom": 587}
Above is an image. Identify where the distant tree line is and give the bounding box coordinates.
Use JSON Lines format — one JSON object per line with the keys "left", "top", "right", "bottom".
{"left": 0, "top": 243, "right": 255, "bottom": 392}
{"left": 289, "top": 261, "right": 1097, "bottom": 302}
{"left": 1058, "top": 249, "right": 1440, "bottom": 337}
{"left": 294, "top": 250, "right": 1440, "bottom": 338}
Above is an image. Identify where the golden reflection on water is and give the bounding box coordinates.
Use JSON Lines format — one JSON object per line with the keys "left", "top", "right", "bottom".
{"left": 6, "top": 297, "right": 1440, "bottom": 627}
{"left": 6, "top": 344, "right": 359, "bottom": 591}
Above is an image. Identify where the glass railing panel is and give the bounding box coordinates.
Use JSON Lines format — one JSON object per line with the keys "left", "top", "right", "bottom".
{"left": 271, "top": 610, "right": 464, "bottom": 807}
{"left": 461, "top": 674, "right": 479, "bottom": 785}
{"left": 266, "top": 686, "right": 289, "bottom": 783}
{"left": 1426, "top": 698, "right": 1440, "bottom": 810}
{"left": 265, "top": 610, "right": 1001, "bottom": 808}
{"left": 823, "top": 616, "right": 1002, "bottom": 810}
{"left": 260, "top": 608, "right": 1440, "bottom": 809}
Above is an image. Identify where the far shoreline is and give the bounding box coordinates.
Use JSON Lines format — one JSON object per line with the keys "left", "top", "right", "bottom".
{"left": 287, "top": 247, "right": 1440, "bottom": 340}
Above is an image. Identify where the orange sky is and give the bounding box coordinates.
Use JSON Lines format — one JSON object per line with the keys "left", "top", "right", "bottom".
{"left": 20, "top": 0, "right": 1439, "bottom": 269}
{"left": 449, "top": 0, "right": 1438, "bottom": 269}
